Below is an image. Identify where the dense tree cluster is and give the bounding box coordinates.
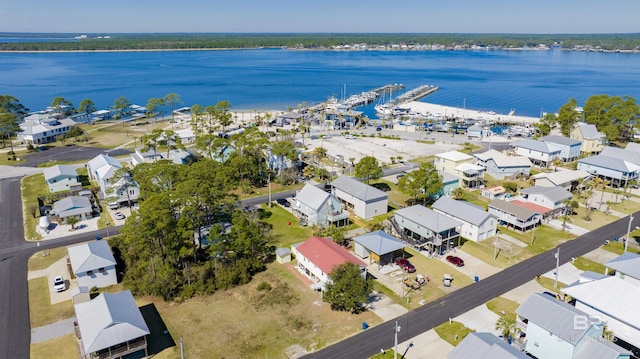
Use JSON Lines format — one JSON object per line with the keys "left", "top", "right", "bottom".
{"left": 323, "top": 262, "right": 372, "bottom": 313}
{"left": 2, "top": 33, "right": 640, "bottom": 51}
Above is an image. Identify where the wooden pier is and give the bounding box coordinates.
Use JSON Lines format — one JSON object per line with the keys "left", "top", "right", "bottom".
{"left": 393, "top": 85, "right": 439, "bottom": 104}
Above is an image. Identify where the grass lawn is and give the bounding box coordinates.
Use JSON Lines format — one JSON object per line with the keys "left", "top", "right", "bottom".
{"left": 146, "top": 262, "right": 382, "bottom": 358}
{"left": 258, "top": 204, "right": 313, "bottom": 248}
{"left": 28, "top": 277, "right": 75, "bottom": 328}
{"left": 80, "top": 119, "right": 167, "bottom": 150}
{"left": 22, "top": 174, "right": 50, "bottom": 241}
{"left": 400, "top": 248, "right": 475, "bottom": 306}
{"left": 28, "top": 248, "right": 68, "bottom": 271}
{"left": 571, "top": 256, "right": 607, "bottom": 274}
{"left": 237, "top": 181, "right": 305, "bottom": 201}
{"left": 602, "top": 240, "right": 640, "bottom": 255}
{"left": 499, "top": 225, "right": 574, "bottom": 254}
{"left": 569, "top": 206, "right": 620, "bottom": 231}
{"left": 610, "top": 199, "right": 640, "bottom": 215}
{"left": 0, "top": 148, "right": 30, "bottom": 165}
{"left": 485, "top": 297, "right": 520, "bottom": 321}
{"left": 31, "top": 334, "right": 77, "bottom": 359}
{"left": 459, "top": 239, "right": 512, "bottom": 268}
{"left": 535, "top": 276, "right": 567, "bottom": 293}
{"left": 373, "top": 179, "right": 411, "bottom": 209}
{"left": 456, "top": 189, "right": 489, "bottom": 210}
{"left": 434, "top": 320, "right": 474, "bottom": 346}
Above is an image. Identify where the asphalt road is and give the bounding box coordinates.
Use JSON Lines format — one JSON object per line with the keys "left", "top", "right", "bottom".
{"left": 303, "top": 212, "right": 640, "bottom": 359}
{"left": 0, "top": 177, "right": 121, "bottom": 359}
{"left": 15, "top": 145, "right": 130, "bottom": 168}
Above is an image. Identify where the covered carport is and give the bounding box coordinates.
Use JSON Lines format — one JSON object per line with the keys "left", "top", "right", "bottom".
{"left": 353, "top": 230, "right": 407, "bottom": 268}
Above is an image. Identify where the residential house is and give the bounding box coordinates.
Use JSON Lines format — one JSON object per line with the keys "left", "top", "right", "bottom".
{"left": 448, "top": 332, "right": 529, "bottom": 359}
{"left": 74, "top": 290, "right": 150, "bottom": 359}
{"left": 511, "top": 139, "right": 562, "bottom": 167}
{"left": 454, "top": 162, "right": 485, "bottom": 189}
{"left": 352, "top": 230, "right": 407, "bottom": 266}
{"left": 475, "top": 149, "right": 532, "bottom": 180}
{"left": 89, "top": 109, "right": 113, "bottom": 122}
{"left": 488, "top": 199, "right": 541, "bottom": 232}
{"left": 562, "top": 253, "right": 640, "bottom": 352}
{"left": 516, "top": 293, "right": 630, "bottom": 359}
{"left": 571, "top": 123, "right": 606, "bottom": 154}
{"left": 330, "top": 175, "right": 388, "bottom": 219}
{"left": 577, "top": 146, "right": 640, "bottom": 188}
{"left": 274, "top": 111, "right": 303, "bottom": 126}
{"left": 174, "top": 128, "right": 195, "bottom": 144}
{"left": 466, "top": 124, "right": 489, "bottom": 139}
{"left": 53, "top": 196, "right": 94, "bottom": 222}
{"left": 17, "top": 113, "right": 76, "bottom": 145}
{"left": 438, "top": 170, "right": 460, "bottom": 197}
{"left": 43, "top": 164, "right": 81, "bottom": 193}
{"left": 292, "top": 184, "right": 349, "bottom": 228}
{"left": 392, "top": 205, "right": 462, "bottom": 253}
{"left": 539, "top": 135, "right": 582, "bottom": 162}
{"left": 68, "top": 240, "right": 118, "bottom": 288}
{"left": 130, "top": 148, "right": 164, "bottom": 167}
{"left": 519, "top": 186, "right": 573, "bottom": 216}
{"left": 434, "top": 150, "right": 474, "bottom": 176}
{"left": 293, "top": 236, "right": 366, "bottom": 291}
{"left": 482, "top": 186, "right": 506, "bottom": 200}
{"left": 532, "top": 169, "right": 591, "bottom": 192}
{"left": 432, "top": 197, "right": 496, "bottom": 242}
{"left": 88, "top": 154, "right": 140, "bottom": 204}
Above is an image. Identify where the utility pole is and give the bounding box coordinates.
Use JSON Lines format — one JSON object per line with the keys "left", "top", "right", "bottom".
{"left": 493, "top": 234, "right": 498, "bottom": 260}
{"left": 554, "top": 248, "right": 560, "bottom": 289}
{"left": 394, "top": 321, "right": 401, "bottom": 359}
{"left": 625, "top": 214, "right": 634, "bottom": 253}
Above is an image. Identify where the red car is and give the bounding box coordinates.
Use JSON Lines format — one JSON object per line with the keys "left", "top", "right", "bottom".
{"left": 446, "top": 255, "right": 464, "bottom": 267}
{"left": 394, "top": 257, "right": 416, "bottom": 273}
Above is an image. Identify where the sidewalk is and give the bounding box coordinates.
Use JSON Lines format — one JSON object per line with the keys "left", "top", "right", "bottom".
{"left": 31, "top": 318, "right": 76, "bottom": 344}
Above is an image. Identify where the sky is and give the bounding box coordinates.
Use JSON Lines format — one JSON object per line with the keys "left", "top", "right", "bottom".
{"left": 1, "top": 0, "right": 640, "bottom": 34}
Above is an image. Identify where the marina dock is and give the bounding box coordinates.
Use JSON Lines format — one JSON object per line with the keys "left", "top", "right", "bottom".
{"left": 392, "top": 85, "right": 439, "bottom": 104}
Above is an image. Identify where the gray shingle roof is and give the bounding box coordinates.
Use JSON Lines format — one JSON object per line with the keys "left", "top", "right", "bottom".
{"left": 488, "top": 199, "right": 538, "bottom": 221}
{"left": 511, "top": 139, "right": 559, "bottom": 154}
{"left": 448, "top": 332, "right": 529, "bottom": 359}
{"left": 516, "top": 293, "right": 590, "bottom": 345}
{"left": 331, "top": 175, "right": 387, "bottom": 202}
{"left": 489, "top": 155, "right": 532, "bottom": 168}
{"left": 573, "top": 336, "right": 631, "bottom": 359}
{"left": 43, "top": 164, "right": 77, "bottom": 180}
{"left": 395, "top": 205, "right": 463, "bottom": 232}
{"left": 578, "top": 154, "right": 639, "bottom": 173}
{"left": 74, "top": 290, "right": 150, "bottom": 354}
{"left": 605, "top": 252, "right": 640, "bottom": 280}
{"left": 601, "top": 146, "right": 640, "bottom": 165}
{"left": 540, "top": 135, "right": 582, "bottom": 147}
{"left": 432, "top": 197, "right": 491, "bottom": 227}
{"left": 438, "top": 170, "right": 459, "bottom": 184}
{"left": 53, "top": 196, "right": 92, "bottom": 217}
{"left": 353, "top": 230, "right": 406, "bottom": 255}
{"left": 520, "top": 186, "right": 572, "bottom": 203}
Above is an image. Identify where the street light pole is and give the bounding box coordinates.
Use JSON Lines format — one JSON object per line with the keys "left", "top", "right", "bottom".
{"left": 625, "top": 214, "right": 634, "bottom": 253}
{"left": 394, "top": 321, "right": 401, "bottom": 359}
{"left": 554, "top": 248, "right": 560, "bottom": 289}
{"left": 105, "top": 222, "right": 110, "bottom": 238}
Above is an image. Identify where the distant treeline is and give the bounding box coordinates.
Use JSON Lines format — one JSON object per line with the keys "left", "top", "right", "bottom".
{"left": 1, "top": 33, "right": 639, "bottom": 51}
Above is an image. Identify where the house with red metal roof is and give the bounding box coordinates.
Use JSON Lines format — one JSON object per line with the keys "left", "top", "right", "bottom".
{"left": 293, "top": 236, "right": 366, "bottom": 291}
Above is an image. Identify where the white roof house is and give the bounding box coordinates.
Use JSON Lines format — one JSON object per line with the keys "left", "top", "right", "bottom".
{"left": 87, "top": 154, "right": 140, "bottom": 203}
{"left": 17, "top": 115, "right": 77, "bottom": 145}
{"left": 330, "top": 176, "right": 388, "bottom": 219}
{"left": 74, "top": 290, "right": 150, "bottom": 359}
{"left": 519, "top": 186, "right": 573, "bottom": 212}
{"left": 68, "top": 240, "right": 118, "bottom": 288}
{"left": 539, "top": 135, "right": 582, "bottom": 162}
{"left": 511, "top": 139, "right": 562, "bottom": 167}
{"left": 516, "top": 293, "right": 630, "bottom": 359}
{"left": 532, "top": 169, "right": 591, "bottom": 191}
{"left": 434, "top": 150, "right": 474, "bottom": 177}
{"left": 577, "top": 146, "right": 640, "bottom": 187}
{"left": 292, "top": 184, "right": 349, "bottom": 228}
{"left": 53, "top": 196, "right": 93, "bottom": 220}
{"left": 570, "top": 123, "right": 606, "bottom": 154}
{"left": 476, "top": 150, "right": 532, "bottom": 180}
{"left": 448, "top": 332, "right": 529, "bottom": 359}
{"left": 432, "top": 197, "right": 496, "bottom": 242}
{"left": 43, "top": 164, "right": 81, "bottom": 193}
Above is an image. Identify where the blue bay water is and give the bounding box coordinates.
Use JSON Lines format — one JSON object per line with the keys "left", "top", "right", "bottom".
{"left": 1, "top": 49, "right": 639, "bottom": 118}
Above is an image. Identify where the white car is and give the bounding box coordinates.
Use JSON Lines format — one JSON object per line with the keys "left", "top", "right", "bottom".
{"left": 114, "top": 212, "right": 126, "bottom": 220}
{"left": 345, "top": 134, "right": 356, "bottom": 139}
{"left": 53, "top": 276, "right": 66, "bottom": 292}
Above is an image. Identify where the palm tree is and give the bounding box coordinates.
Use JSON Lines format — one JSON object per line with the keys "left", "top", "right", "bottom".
{"left": 452, "top": 187, "right": 465, "bottom": 200}
{"left": 594, "top": 177, "right": 610, "bottom": 211}
{"left": 495, "top": 316, "right": 517, "bottom": 342}
{"left": 551, "top": 156, "right": 563, "bottom": 171}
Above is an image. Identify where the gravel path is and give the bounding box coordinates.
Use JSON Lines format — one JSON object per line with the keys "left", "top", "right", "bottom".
{"left": 31, "top": 317, "right": 76, "bottom": 344}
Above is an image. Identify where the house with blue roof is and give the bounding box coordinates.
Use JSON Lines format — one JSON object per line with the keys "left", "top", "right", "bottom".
{"left": 352, "top": 230, "right": 407, "bottom": 266}
{"left": 511, "top": 139, "right": 562, "bottom": 168}
{"left": 432, "top": 197, "right": 496, "bottom": 242}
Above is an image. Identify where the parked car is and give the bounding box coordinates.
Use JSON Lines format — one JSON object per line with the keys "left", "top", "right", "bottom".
{"left": 394, "top": 257, "right": 416, "bottom": 273}
{"left": 53, "top": 276, "right": 66, "bottom": 292}
{"left": 114, "top": 212, "right": 126, "bottom": 220}
{"left": 344, "top": 134, "right": 356, "bottom": 139}
{"left": 276, "top": 198, "right": 291, "bottom": 207}
{"left": 446, "top": 255, "right": 465, "bottom": 267}
{"left": 108, "top": 202, "right": 119, "bottom": 210}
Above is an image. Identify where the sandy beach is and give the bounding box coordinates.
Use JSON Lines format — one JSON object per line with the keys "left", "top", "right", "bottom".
{"left": 406, "top": 101, "right": 540, "bottom": 125}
